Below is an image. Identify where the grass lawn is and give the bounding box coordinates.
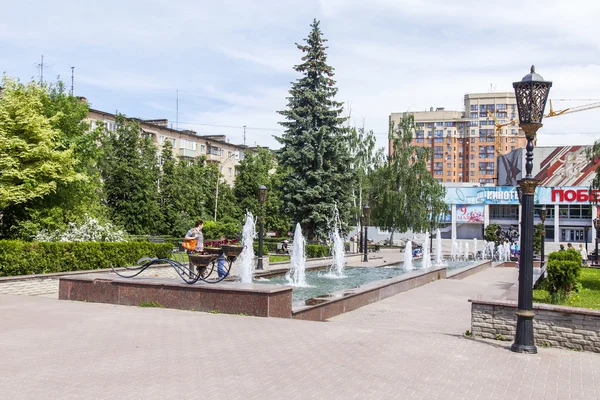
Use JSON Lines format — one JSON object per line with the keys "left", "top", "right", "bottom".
{"left": 533, "top": 267, "right": 600, "bottom": 310}
{"left": 269, "top": 255, "right": 290, "bottom": 263}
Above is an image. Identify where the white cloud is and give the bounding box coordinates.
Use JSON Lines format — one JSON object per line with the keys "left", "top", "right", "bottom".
{"left": 1, "top": 0, "right": 599, "bottom": 151}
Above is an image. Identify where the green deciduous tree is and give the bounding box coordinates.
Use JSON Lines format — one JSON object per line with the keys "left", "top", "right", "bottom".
{"left": 233, "top": 148, "right": 290, "bottom": 235}
{"left": 277, "top": 19, "right": 353, "bottom": 240}
{"left": 369, "top": 114, "right": 446, "bottom": 240}
{"left": 0, "top": 76, "right": 81, "bottom": 210}
{"left": 99, "top": 115, "right": 160, "bottom": 234}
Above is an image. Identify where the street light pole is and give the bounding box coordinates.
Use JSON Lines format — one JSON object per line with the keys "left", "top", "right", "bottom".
{"left": 594, "top": 218, "right": 600, "bottom": 267}
{"left": 511, "top": 65, "right": 552, "bottom": 354}
{"left": 363, "top": 204, "right": 370, "bottom": 262}
{"left": 584, "top": 225, "right": 590, "bottom": 256}
{"left": 256, "top": 185, "right": 268, "bottom": 270}
{"left": 539, "top": 205, "right": 547, "bottom": 264}
{"left": 214, "top": 153, "right": 238, "bottom": 222}
{"left": 359, "top": 215, "right": 364, "bottom": 254}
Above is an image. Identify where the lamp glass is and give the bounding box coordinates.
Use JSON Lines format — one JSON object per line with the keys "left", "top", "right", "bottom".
{"left": 512, "top": 65, "right": 552, "bottom": 125}
{"left": 258, "top": 185, "right": 268, "bottom": 205}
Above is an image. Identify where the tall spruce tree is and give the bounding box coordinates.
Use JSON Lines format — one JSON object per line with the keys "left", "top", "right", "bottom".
{"left": 277, "top": 19, "right": 353, "bottom": 240}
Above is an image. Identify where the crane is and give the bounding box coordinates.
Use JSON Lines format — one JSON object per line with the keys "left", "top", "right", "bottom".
{"left": 545, "top": 99, "right": 600, "bottom": 118}
{"left": 487, "top": 110, "right": 517, "bottom": 156}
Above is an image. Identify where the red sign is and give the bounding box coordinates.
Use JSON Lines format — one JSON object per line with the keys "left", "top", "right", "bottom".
{"left": 551, "top": 189, "right": 600, "bottom": 203}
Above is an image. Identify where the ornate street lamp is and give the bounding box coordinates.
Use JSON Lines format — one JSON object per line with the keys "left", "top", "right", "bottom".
{"left": 363, "top": 204, "right": 370, "bottom": 262}
{"left": 510, "top": 65, "right": 552, "bottom": 354}
{"left": 594, "top": 218, "right": 600, "bottom": 266}
{"left": 539, "top": 205, "right": 547, "bottom": 264}
{"left": 256, "top": 185, "right": 268, "bottom": 270}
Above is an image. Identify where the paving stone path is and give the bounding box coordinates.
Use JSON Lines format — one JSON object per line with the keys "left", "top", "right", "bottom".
{"left": 1, "top": 264, "right": 599, "bottom": 399}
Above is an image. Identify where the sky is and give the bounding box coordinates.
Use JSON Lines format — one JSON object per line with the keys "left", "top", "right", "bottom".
{"left": 2, "top": 0, "right": 600, "bottom": 152}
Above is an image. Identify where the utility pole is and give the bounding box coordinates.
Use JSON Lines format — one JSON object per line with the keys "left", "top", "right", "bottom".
{"left": 243, "top": 125, "right": 246, "bottom": 146}
{"left": 70, "top": 67, "right": 75, "bottom": 95}
{"left": 176, "top": 89, "right": 179, "bottom": 130}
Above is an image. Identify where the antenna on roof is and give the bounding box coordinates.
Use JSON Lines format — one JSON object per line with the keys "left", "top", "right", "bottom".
{"left": 35, "top": 55, "right": 51, "bottom": 85}
{"left": 176, "top": 89, "right": 179, "bottom": 130}
{"left": 70, "top": 67, "right": 75, "bottom": 95}
{"left": 243, "top": 125, "right": 246, "bottom": 146}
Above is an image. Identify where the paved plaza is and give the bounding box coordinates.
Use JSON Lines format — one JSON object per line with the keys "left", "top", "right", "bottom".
{"left": 1, "top": 255, "right": 600, "bottom": 399}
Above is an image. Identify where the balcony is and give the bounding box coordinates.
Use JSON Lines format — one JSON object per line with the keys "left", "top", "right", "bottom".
{"left": 179, "top": 148, "right": 196, "bottom": 158}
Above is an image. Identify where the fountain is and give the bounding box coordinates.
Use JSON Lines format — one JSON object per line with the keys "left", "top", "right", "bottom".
{"left": 465, "top": 242, "right": 470, "bottom": 261}
{"left": 451, "top": 239, "right": 459, "bottom": 261}
{"left": 434, "top": 229, "right": 446, "bottom": 267}
{"left": 285, "top": 223, "right": 308, "bottom": 286}
{"left": 422, "top": 232, "right": 432, "bottom": 269}
{"left": 404, "top": 240, "right": 414, "bottom": 271}
{"left": 472, "top": 238, "right": 478, "bottom": 260}
{"left": 238, "top": 211, "right": 256, "bottom": 284}
{"left": 326, "top": 208, "right": 346, "bottom": 278}
{"left": 504, "top": 242, "right": 511, "bottom": 261}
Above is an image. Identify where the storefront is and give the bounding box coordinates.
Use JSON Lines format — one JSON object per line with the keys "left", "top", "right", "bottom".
{"left": 444, "top": 186, "right": 597, "bottom": 242}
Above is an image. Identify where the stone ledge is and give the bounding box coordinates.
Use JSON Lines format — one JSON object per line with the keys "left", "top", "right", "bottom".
{"left": 59, "top": 274, "right": 293, "bottom": 318}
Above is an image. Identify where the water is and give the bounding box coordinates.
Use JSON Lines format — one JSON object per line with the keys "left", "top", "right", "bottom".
{"left": 422, "top": 232, "right": 432, "bottom": 269}
{"left": 327, "top": 207, "right": 346, "bottom": 277}
{"left": 473, "top": 238, "right": 478, "bottom": 260}
{"left": 465, "top": 242, "right": 470, "bottom": 261}
{"left": 285, "top": 223, "right": 307, "bottom": 286}
{"left": 260, "top": 260, "right": 474, "bottom": 303}
{"left": 238, "top": 212, "right": 256, "bottom": 284}
{"left": 404, "top": 240, "right": 414, "bottom": 271}
{"left": 434, "top": 229, "right": 446, "bottom": 267}
{"left": 451, "top": 240, "right": 459, "bottom": 261}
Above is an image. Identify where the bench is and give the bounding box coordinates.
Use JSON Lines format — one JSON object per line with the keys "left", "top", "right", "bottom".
{"left": 148, "top": 237, "right": 165, "bottom": 243}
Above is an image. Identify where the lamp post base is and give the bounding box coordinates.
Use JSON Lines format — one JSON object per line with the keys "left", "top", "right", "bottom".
{"left": 256, "top": 257, "right": 264, "bottom": 270}
{"left": 511, "top": 310, "right": 537, "bottom": 354}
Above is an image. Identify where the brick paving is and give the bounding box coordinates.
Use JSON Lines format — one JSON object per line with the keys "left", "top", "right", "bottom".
{"left": 1, "top": 265, "right": 599, "bottom": 399}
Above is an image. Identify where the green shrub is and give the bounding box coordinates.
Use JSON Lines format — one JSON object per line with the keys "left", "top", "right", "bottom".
{"left": 484, "top": 224, "right": 499, "bottom": 244}
{"left": 533, "top": 223, "right": 544, "bottom": 254}
{"left": 546, "top": 249, "right": 582, "bottom": 299}
{"left": 202, "top": 221, "right": 241, "bottom": 240}
{"left": 0, "top": 240, "right": 173, "bottom": 277}
{"left": 306, "top": 244, "right": 329, "bottom": 258}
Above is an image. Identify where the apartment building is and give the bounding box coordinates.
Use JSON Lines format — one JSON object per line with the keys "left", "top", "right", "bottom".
{"left": 390, "top": 92, "right": 526, "bottom": 184}
{"left": 87, "top": 108, "right": 251, "bottom": 186}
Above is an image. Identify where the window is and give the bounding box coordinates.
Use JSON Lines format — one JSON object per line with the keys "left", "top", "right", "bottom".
{"left": 470, "top": 171, "right": 474, "bottom": 176}
{"left": 471, "top": 146, "right": 474, "bottom": 151}
{"left": 447, "top": 162, "right": 451, "bottom": 168}
{"left": 435, "top": 122, "right": 443, "bottom": 127}
{"left": 511, "top": 138, "right": 516, "bottom": 143}
{"left": 435, "top": 130, "right": 443, "bottom": 136}
{"left": 445, "top": 121, "right": 454, "bottom": 127}
{"left": 180, "top": 139, "right": 196, "bottom": 150}
{"left": 511, "top": 146, "right": 515, "bottom": 151}
{"left": 459, "top": 163, "right": 463, "bottom": 168}
{"left": 159, "top": 135, "right": 166, "bottom": 145}
{"left": 470, "top": 163, "right": 475, "bottom": 168}
{"left": 490, "top": 205, "right": 519, "bottom": 219}
{"left": 228, "top": 167, "right": 233, "bottom": 177}
{"left": 470, "top": 113, "right": 478, "bottom": 118}
{"left": 471, "top": 154, "right": 475, "bottom": 159}
{"left": 471, "top": 138, "right": 475, "bottom": 143}
{"left": 200, "top": 144, "right": 205, "bottom": 154}
{"left": 497, "top": 104, "right": 507, "bottom": 110}
{"left": 447, "top": 171, "right": 452, "bottom": 176}
{"left": 170, "top": 138, "right": 176, "bottom": 147}
{"left": 471, "top": 105, "right": 478, "bottom": 111}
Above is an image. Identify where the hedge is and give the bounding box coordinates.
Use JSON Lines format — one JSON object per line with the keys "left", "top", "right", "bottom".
{"left": 251, "top": 243, "right": 330, "bottom": 259}
{"left": 0, "top": 240, "right": 174, "bottom": 277}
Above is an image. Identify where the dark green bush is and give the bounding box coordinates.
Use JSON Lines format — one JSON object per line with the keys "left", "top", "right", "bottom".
{"left": 546, "top": 249, "right": 582, "bottom": 299}
{"left": 306, "top": 244, "right": 329, "bottom": 258}
{"left": 0, "top": 240, "right": 174, "bottom": 277}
